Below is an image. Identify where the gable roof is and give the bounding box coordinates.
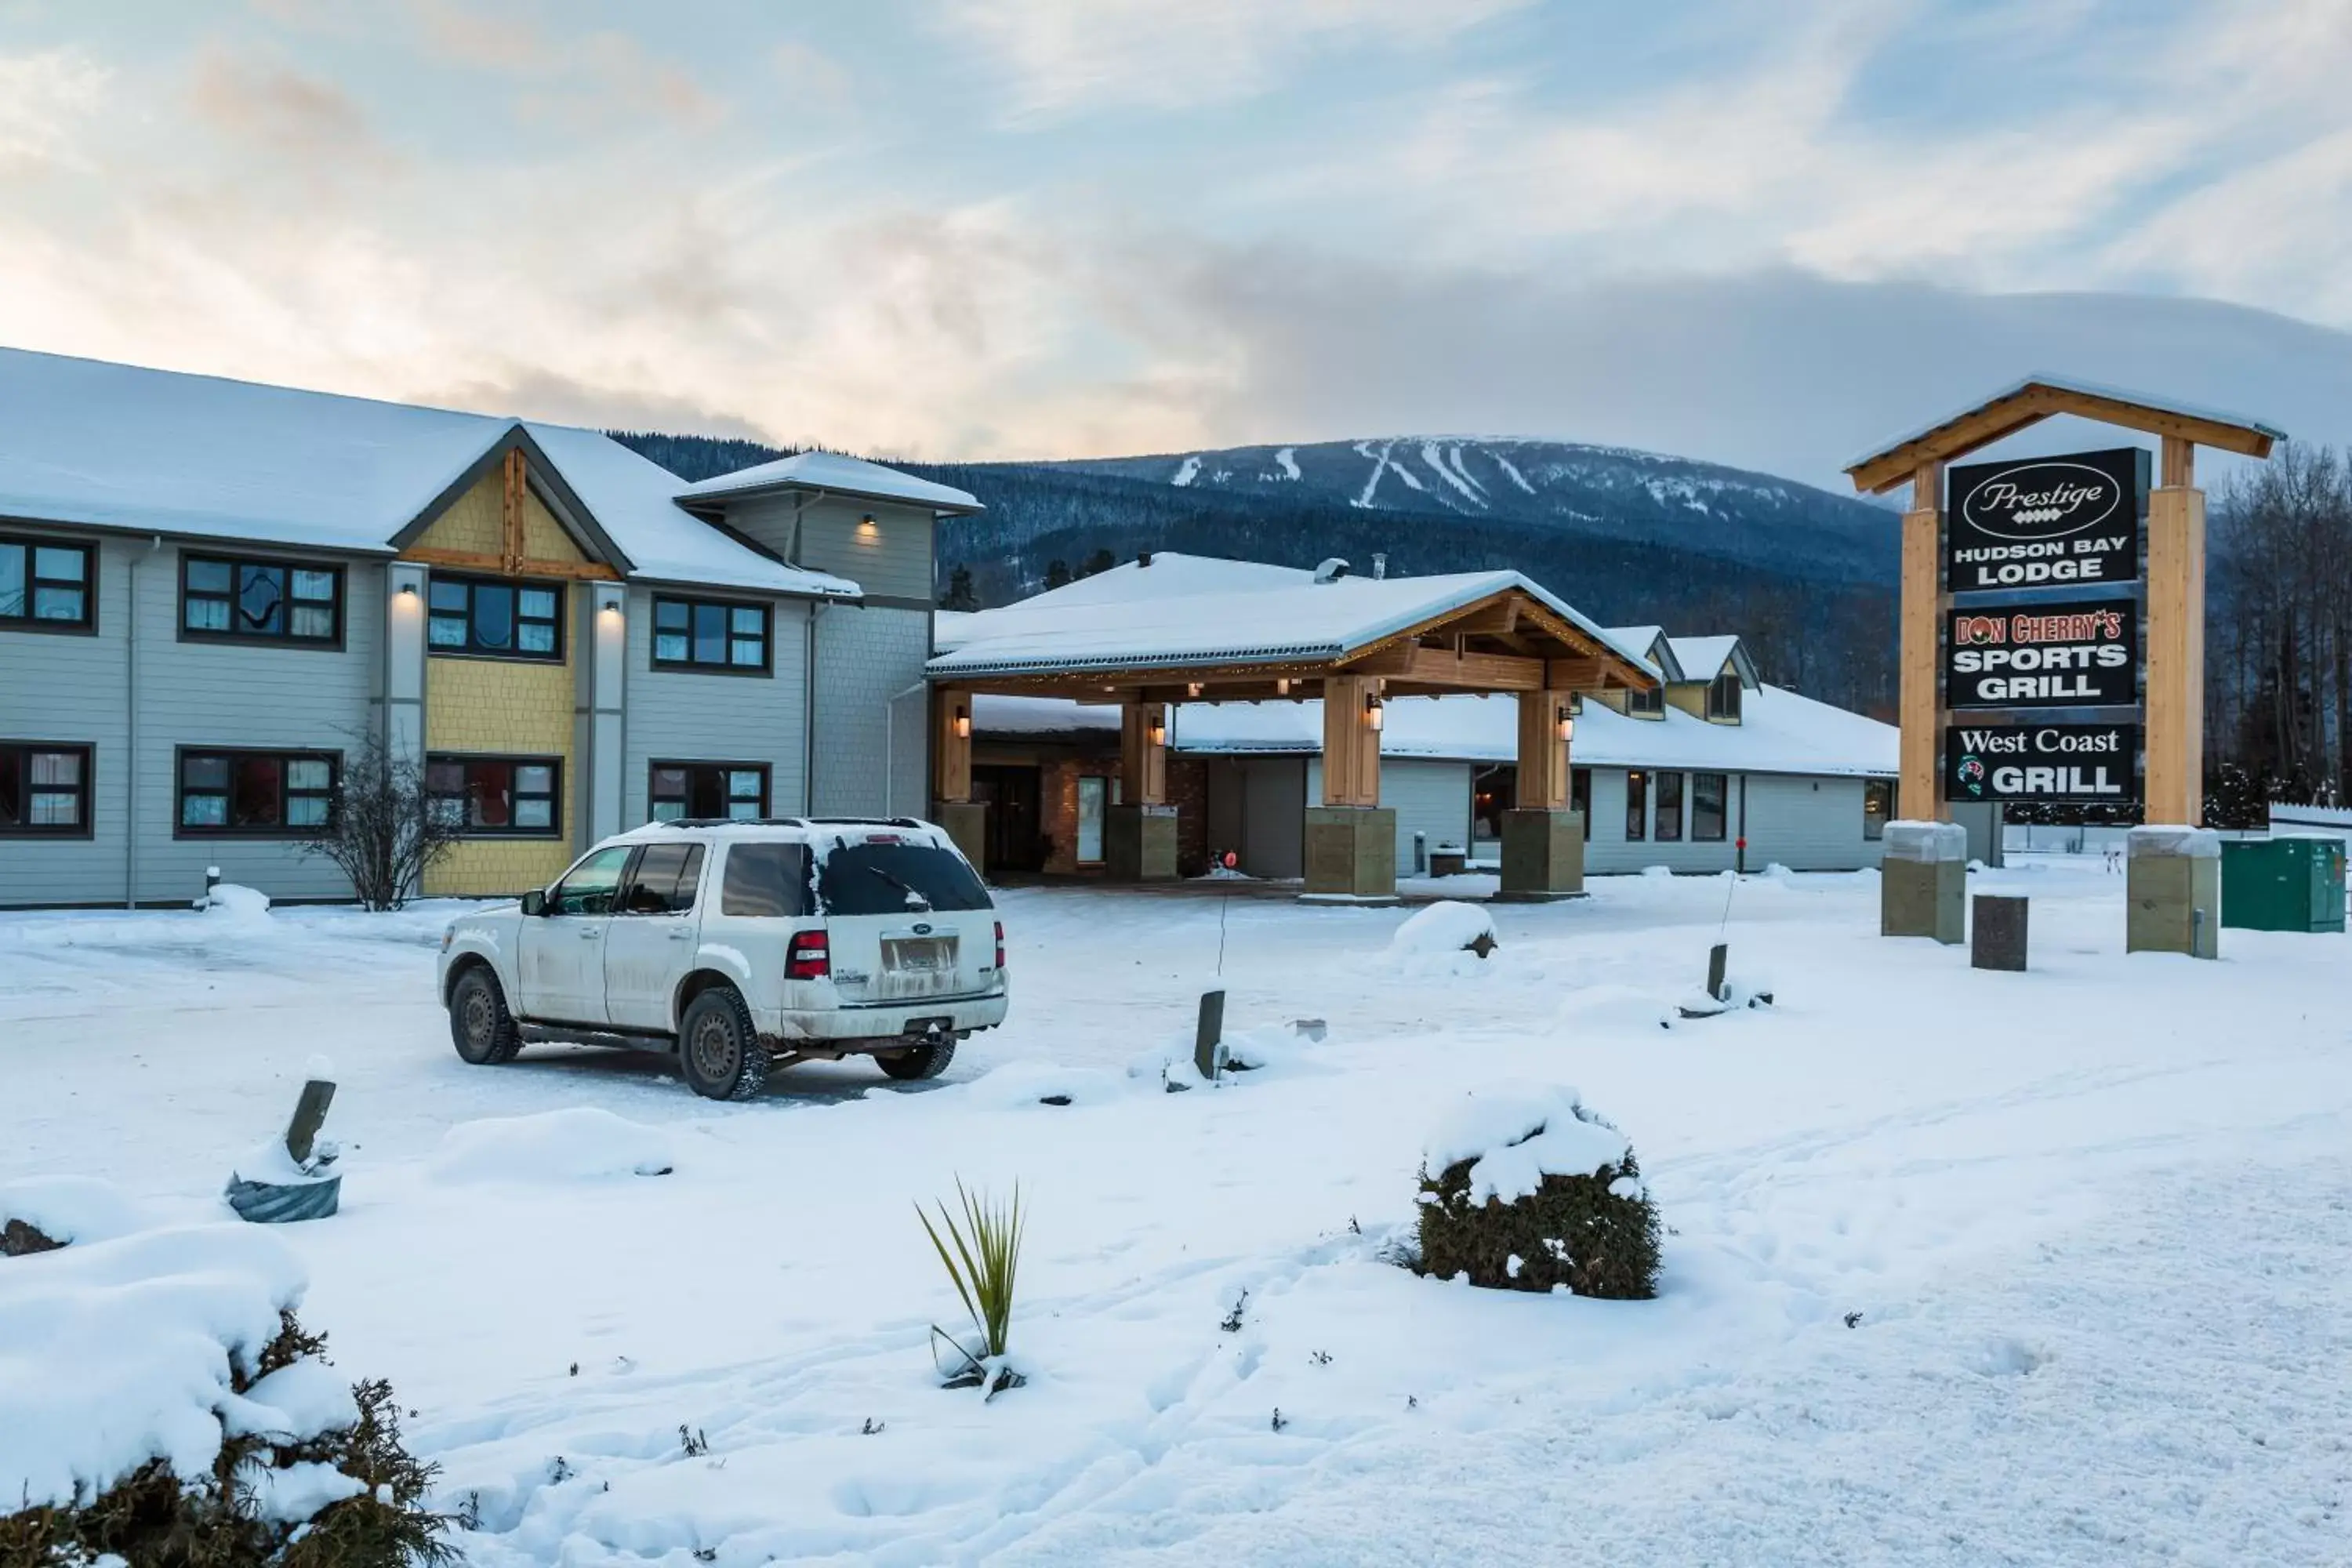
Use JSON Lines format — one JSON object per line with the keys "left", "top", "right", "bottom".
{"left": 928, "top": 551, "right": 1654, "bottom": 681}
{"left": 0, "top": 347, "right": 858, "bottom": 598}
{"left": 1845, "top": 373, "right": 2286, "bottom": 495}
{"left": 675, "top": 449, "right": 981, "bottom": 514}
{"left": 1602, "top": 625, "right": 1678, "bottom": 680}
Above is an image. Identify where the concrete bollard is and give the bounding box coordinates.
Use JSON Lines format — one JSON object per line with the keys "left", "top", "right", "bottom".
{"left": 1971, "top": 895, "right": 2027, "bottom": 971}
{"left": 1882, "top": 822, "right": 1968, "bottom": 944}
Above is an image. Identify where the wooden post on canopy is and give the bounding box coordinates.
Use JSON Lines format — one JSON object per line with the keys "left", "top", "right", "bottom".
{"left": 1106, "top": 699, "right": 1175, "bottom": 880}
{"left": 930, "top": 688, "right": 985, "bottom": 869}
{"left": 1513, "top": 689, "right": 1571, "bottom": 809}
{"left": 1498, "top": 688, "right": 1584, "bottom": 899}
{"left": 2144, "top": 437, "right": 2204, "bottom": 827}
{"left": 1900, "top": 461, "right": 1946, "bottom": 826}
{"left": 1319, "top": 674, "right": 1381, "bottom": 806}
{"left": 1304, "top": 673, "right": 1396, "bottom": 901}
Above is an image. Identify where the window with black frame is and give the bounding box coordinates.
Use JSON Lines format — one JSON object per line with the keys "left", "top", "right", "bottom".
{"left": 1570, "top": 766, "right": 1592, "bottom": 824}
{"left": 426, "top": 575, "right": 563, "bottom": 659}
{"left": 1693, "top": 772, "right": 1729, "bottom": 841}
{"left": 1707, "top": 672, "right": 1744, "bottom": 721}
{"left": 0, "top": 742, "right": 92, "bottom": 835}
{"left": 0, "top": 537, "right": 93, "bottom": 629}
{"left": 177, "top": 750, "right": 336, "bottom": 834}
{"left": 1656, "top": 771, "right": 1685, "bottom": 841}
{"left": 652, "top": 596, "right": 769, "bottom": 672}
{"left": 649, "top": 762, "right": 768, "bottom": 822}
{"left": 426, "top": 756, "right": 561, "bottom": 836}
{"left": 1624, "top": 770, "right": 1648, "bottom": 840}
{"left": 1626, "top": 682, "right": 1664, "bottom": 717}
{"left": 182, "top": 555, "right": 340, "bottom": 643}
{"left": 1864, "top": 779, "right": 1893, "bottom": 840}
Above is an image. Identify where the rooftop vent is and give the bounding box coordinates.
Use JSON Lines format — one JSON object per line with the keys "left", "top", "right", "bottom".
{"left": 1138, "top": 551, "right": 1154, "bottom": 568}
{"left": 1313, "top": 557, "right": 1351, "bottom": 584}
{"left": 1372, "top": 552, "right": 1387, "bottom": 580}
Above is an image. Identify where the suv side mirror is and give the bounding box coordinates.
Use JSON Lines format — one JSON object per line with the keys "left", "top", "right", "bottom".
{"left": 520, "top": 889, "right": 547, "bottom": 917}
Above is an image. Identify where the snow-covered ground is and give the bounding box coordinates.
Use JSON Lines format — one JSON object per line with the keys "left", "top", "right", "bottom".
{"left": 5, "top": 861, "right": 2350, "bottom": 1565}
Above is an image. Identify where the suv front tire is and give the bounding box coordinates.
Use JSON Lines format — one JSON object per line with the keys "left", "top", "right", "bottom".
{"left": 678, "top": 985, "right": 771, "bottom": 1102}
{"left": 449, "top": 966, "right": 523, "bottom": 1066}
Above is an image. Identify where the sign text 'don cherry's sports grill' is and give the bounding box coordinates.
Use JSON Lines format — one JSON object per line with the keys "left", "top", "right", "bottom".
{"left": 1944, "top": 600, "right": 2137, "bottom": 709}
{"left": 1944, "top": 447, "right": 2148, "bottom": 591}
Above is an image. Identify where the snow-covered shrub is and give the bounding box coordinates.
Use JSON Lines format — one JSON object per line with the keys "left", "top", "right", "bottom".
{"left": 426, "top": 1107, "right": 676, "bottom": 1183}
{"left": 1415, "top": 1083, "right": 1661, "bottom": 1299}
{"left": 1388, "top": 901, "right": 1497, "bottom": 961}
{"left": 0, "top": 1221, "right": 450, "bottom": 1565}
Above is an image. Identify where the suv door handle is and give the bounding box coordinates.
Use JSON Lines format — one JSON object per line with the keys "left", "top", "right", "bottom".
{"left": 577, "top": 927, "right": 601, "bottom": 940}
{"left": 666, "top": 928, "right": 692, "bottom": 941}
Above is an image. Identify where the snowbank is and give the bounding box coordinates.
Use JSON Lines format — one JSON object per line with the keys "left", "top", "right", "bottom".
{"left": 0, "top": 1223, "right": 317, "bottom": 1510}
{"left": 199, "top": 883, "right": 272, "bottom": 920}
{"left": 427, "top": 1108, "right": 677, "bottom": 1183}
{"left": 1424, "top": 1083, "right": 1632, "bottom": 1204}
{"left": 961, "top": 1062, "right": 1131, "bottom": 1109}
{"left": 0, "top": 1174, "right": 151, "bottom": 1247}
{"left": 1388, "top": 900, "right": 1496, "bottom": 957}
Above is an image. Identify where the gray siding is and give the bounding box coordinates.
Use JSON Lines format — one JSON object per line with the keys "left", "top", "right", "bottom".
{"left": 0, "top": 533, "right": 381, "bottom": 907}
{"left": 718, "top": 494, "right": 938, "bottom": 604}
{"left": 1210, "top": 757, "right": 1305, "bottom": 878}
{"left": 1740, "top": 773, "right": 1884, "bottom": 873}
{"left": 811, "top": 603, "right": 931, "bottom": 817}
{"left": 621, "top": 588, "right": 811, "bottom": 822}
{"left": 0, "top": 530, "right": 132, "bottom": 906}
{"left": 1305, "top": 755, "right": 1471, "bottom": 875}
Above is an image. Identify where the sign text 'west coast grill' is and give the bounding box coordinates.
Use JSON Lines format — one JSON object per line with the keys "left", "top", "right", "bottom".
{"left": 1944, "top": 722, "right": 2140, "bottom": 805}
{"left": 1944, "top": 601, "right": 2138, "bottom": 709}
{"left": 1944, "top": 447, "right": 2148, "bottom": 590}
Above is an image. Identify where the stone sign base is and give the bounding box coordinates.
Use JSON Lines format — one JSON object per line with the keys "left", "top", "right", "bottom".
{"left": 932, "top": 800, "right": 988, "bottom": 872}
{"left": 2126, "top": 826, "right": 2221, "bottom": 959}
{"left": 1881, "top": 819, "right": 1966, "bottom": 944}
{"left": 1304, "top": 805, "right": 1398, "bottom": 903}
{"left": 1105, "top": 803, "right": 1179, "bottom": 881}
{"left": 1971, "top": 894, "right": 2027, "bottom": 971}
{"left": 1497, "top": 808, "right": 1586, "bottom": 901}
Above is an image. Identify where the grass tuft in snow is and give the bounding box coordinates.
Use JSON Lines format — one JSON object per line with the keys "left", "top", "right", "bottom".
{"left": 918, "top": 1180, "right": 1026, "bottom": 1392}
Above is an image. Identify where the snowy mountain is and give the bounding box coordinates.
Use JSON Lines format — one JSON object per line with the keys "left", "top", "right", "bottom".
{"left": 1044, "top": 437, "right": 1896, "bottom": 581}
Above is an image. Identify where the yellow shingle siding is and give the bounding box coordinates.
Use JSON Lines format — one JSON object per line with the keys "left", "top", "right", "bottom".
{"left": 410, "top": 465, "right": 590, "bottom": 897}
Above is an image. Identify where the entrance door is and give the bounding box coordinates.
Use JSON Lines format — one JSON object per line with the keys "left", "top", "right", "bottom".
{"left": 971, "top": 764, "right": 1043, "bottom": 874}
{"left": 519, "top": 844, "right": 632, "bottom": 1025}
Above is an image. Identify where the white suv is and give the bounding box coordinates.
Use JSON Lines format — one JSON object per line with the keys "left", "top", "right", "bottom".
{"left": 436, "top": 817, "right": 1009, "bottom": 1100}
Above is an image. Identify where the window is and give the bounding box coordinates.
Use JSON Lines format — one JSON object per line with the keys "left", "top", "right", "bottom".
{"left": 1626, "top": 683, "right": 1664, "bottom": 717}
{"left": 818, "top": 841, "right": 993, "bottom": 915}
{"left": 546, "top": 845, "right": 633, "bottom": 916}
{"left": 1076, "top": 776, "right": 1107, "bottom": 863}
{"left": 0, "top": 742, "right": 92, "bottom": 836}
{"left": 1708, "top": 672, "right": 1744, "bottom": 722}
{"left": 720, "top": 841, "right": 813, "bottom": 917}
{"left": 652, "top": 596, "right": 770, "bottom": 672}
{"left": 1570, "top": 767, "right": 1592, "bottom": 825}
{"left": 426, "top": 575, "right": 563, "bottom": 659}
{"left": 1624, "top": 770, "right": 1648, "bottom": 840}
{"left": 0, "top": 537, "right": 93, "bottom": 630}
{"left": 1864, "top": 779, "right": 1893, "bottom": 840}
{"left": 1656, "top": 771, "right": 1684, "bottom": 841}
{"left": 619, "top": 842, "right": 706, "bottom": 916}
{"left": 1693, "top": 772, "right": 1728, "bottom": 841}
{"left": 426, "top": 756, "right": 561, "bottom": 837}
{"left": 182, "top": 555, "right": 341, "bottom": 644}
{"left": 177, "top": 750, "right": 336, "bottom": 835}
{"left": 650, "top": 762, "right": 768, "bottom": 822}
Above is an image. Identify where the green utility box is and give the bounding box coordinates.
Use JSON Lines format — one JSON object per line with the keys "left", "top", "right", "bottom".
{"left": 2220, "top": 836, "right": 2347, "bottom": 933}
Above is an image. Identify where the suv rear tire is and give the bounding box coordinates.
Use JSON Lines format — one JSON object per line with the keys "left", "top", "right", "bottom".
{"left": 877, "top": 1038, "right": 956, "bottom": 1082}
{"left": 679, "top": 986, "right": 771, "bottom": 1102}
{"left": 450, "top": 966, "right": 523, "bottom": 1066}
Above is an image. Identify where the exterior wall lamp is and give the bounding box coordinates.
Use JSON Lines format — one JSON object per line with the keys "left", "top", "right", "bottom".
{"left": 1556, "top": 706, "right": 1575, "bottom": 743}
{"left": 397, "top": 582, "right": 418, "bottom": 597}
{"left": 1185, "top": 682, "right": 1202, "bottom": 698}
{"left": 1149, "top": 715, "right": 1167, "bottom": 746}
{"left": 953, "top": 703, "right": 971, "bottom": 740}
{"left": 1276, "top": 677, "right": 1291, "bottom": 696}
{"left": 1365, "top": 692, "right": 1385, "bottom": 732}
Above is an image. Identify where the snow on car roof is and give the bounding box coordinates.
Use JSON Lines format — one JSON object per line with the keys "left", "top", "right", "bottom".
{"left": 674, "top": 450, "right": 981, "bottom": 514}
{"left": 0, "top": 347, "right": 856, "bottom": 599}
{"left": 930, "top": 553, "right": 1652, "bottom": 677}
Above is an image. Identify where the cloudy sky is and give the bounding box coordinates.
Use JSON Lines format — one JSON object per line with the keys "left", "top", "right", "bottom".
{"left": 4, "top": 0, "right": 2350, "bottom": 484}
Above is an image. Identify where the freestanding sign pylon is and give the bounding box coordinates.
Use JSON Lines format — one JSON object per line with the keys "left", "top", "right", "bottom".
{"left": 1843, "top": 376, "right": 2283, "bottom": 956}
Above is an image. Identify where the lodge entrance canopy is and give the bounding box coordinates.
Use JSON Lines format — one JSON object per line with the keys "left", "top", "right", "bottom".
{"left": 922, "top": 555, "right": 1659, "bottom": 899}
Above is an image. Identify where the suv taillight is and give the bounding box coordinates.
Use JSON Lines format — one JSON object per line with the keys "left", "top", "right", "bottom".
{"left": 994, "top": 921, "right": 1006, "bottom": 972}
{"left": 786, "top": 929, "right": 830, "bottom": 981}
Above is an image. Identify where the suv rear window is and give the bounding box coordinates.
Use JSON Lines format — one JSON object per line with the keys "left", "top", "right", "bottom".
{"left": 720, "top": 841, "right": 812, "bottom": 917}
{"left": 818, "top": 842, "right": 992, "bottom": 915}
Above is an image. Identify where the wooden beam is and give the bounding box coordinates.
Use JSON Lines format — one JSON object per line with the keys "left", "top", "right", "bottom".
{"left": 1346, "top": 643, "right": 1544, "bottom": 690}
{"left": 1514, "top": 690, "right": 1572, "bottom": 810}
{"left": 933, "top": 688, "right": 973, "bottom": 804}
{"left": 501, "top": 448, "right": 528, "bottom": 575}
{"left": 2144, "top": 439, "right": 2204, "bottom": 825}
{"left": 395, "top": 545, "right": 621, "bottom": 582}
{"left": 1120, "top": 702, "right": 1168, "bottom": 805}
{"left": 1321, "top": 674, "right": 1381, "bottom": 807}
{"left": 1849, "top": 380, "right": 2278, "bottom": 495}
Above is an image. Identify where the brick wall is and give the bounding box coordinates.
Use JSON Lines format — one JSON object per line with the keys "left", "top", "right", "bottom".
{"left": 1170, "top": 756, "right": 1208, "bottom": 875}
{"left": 1029, "top": 753, "right": 1206, "bottom": 877}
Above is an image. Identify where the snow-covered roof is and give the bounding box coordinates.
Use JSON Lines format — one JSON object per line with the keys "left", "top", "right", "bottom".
{"left": 931, "top": 552, "right": 1652, "bottom": 677}
{"left": 972, "top": 683, "right": 1895, "bottom": 778}
{"left": 0, "top": 347, "right": 856, "bottom": 599}
{"left": 675, "top": 450, "right": 980, "bottom": 514}
{"left": 1664, "top": 635, "right": 1755, "bottom": 689}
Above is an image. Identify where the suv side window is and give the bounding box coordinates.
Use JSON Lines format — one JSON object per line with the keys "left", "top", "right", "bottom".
{"left": 619, "top": 842, "right": 706, "bottom": 916}
{"left": 720, "top": 841, "right": 811, "bottom": 917}
{"left": 547, "top": 845, "right": 634, "bottom": 916}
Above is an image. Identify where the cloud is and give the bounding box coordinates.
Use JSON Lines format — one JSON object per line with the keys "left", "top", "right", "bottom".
{"left": 402, "top": 1, "right": 724, "bottom": 132}
{"left": 187, "top": 44, "right": 390, "bottom": 163}
{"left": 934, "top": 0, "right": 1527, "bottom": 122}
{"left": 0, "top": 49, "right": 108, "bottom": 174}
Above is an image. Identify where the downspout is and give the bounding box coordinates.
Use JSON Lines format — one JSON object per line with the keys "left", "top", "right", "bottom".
{"left": 804, "top": 599, "right": 829, "bottom": 814}
{"left": 125, "top": 535, "right": 162, "bottom": 907}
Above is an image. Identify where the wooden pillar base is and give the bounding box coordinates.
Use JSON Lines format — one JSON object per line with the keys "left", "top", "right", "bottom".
{"left": 1302, "top": 806, "right": 1398, "bottom": 902}
{"left": 932, "top": 800, "right": 987, "bottom": 873}
{"left": 1497, "top": 808, "right": 1586, "bottom": 900}
{"left": 1105, "top": 804, "right": 1178, "bottom": 881}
